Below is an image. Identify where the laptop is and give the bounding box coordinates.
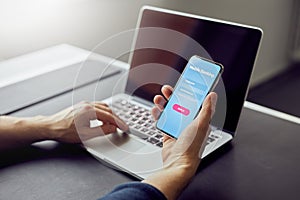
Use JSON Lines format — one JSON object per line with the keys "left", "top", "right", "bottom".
{"left": 84, "top": 6, "right": 263, "bottom": 179}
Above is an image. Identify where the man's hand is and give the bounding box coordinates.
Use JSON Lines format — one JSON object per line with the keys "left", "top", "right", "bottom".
{"left": 45, "top": 101, "right": 129, "bottom": 143}
{"left": 0, "top": 101, "right": 128, "bottom": 150}
{"left": 143, "top": 85, "right": 217, "bottom": 200}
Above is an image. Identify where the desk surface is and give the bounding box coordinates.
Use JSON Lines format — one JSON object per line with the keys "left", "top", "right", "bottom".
{"left": 1, "top": 45, "right": 299, "bottom": 199}
{"left": 1, "top": 107, "right": 300, "bottom": 200}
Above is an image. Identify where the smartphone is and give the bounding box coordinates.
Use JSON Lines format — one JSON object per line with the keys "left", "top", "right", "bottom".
{"left": 156, "top": 55, "right": 224, "bottom": 138}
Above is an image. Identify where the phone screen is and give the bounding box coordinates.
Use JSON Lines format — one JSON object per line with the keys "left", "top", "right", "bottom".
{"left": 156, "top": 56, "right": 223, "bottom": 138}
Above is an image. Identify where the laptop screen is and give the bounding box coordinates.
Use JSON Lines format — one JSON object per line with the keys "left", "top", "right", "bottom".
{"left": 125, "top": 7, "right": 262, "bottom": 135}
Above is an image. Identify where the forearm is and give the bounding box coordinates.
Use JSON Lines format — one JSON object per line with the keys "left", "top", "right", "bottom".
{"left": 143, "top": 166, "right": 195, "bottom": 200}
{"left": 0, "top": 116, "right": 52, "bottom": 150}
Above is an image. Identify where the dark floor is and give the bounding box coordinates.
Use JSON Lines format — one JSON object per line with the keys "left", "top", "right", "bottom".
{"left": 247, "top": 62, "right": 300, "bottom": 118}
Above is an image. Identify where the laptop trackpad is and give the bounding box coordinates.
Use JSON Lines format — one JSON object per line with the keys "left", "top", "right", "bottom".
{"left": 118, "top": 144, "right": 163, "bottom": 175}
{"left": 84, "top": 132, "right": 146, "bottom": 161}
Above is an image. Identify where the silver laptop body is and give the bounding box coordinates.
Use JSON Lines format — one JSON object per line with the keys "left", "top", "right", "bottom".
{"left": 84, "top": 6, "right": 263, "bottom": 180}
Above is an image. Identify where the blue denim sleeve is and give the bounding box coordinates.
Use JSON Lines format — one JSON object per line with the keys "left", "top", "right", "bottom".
{"left": 99, "top": 182, "right": 167, "bottom": 200}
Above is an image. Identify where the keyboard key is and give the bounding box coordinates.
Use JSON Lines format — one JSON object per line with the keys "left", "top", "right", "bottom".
{"left": 147, "top": 120, "right": 154, "bottom": 124}
{"left": 133, "top": 106, "right": 139, "bottom": 111}
{"left": 134, "top": 125, "right": 141, "bottom": 130}
{"left": 207, "top": 137, "right": 215, "bottom": 143}
{"left": 141, "top": 128, "right": 148, "bottom": 133}
{"left": 139, "top": 109, "right": 146, "bottom": 113}
{"left": 138, "top": 120, "right": 145, "bottom": 125}
{"left": 147, "top": 131, "right": 155, "bottom": 135}
{"left": 154, "top": 134, "right": 163, "bottom": 139}
{"left": 147, "top": 137, "right": 159, "bottom": 144}
{"left": 128, "top": 122, "right": 135, "bottom": 127}
{"left": 144, "top": 123, "right": 151, "bottom": 128}
{"left": 131, "top": 118, "right": 138, "bottom": 122}
{"left": 129, "top": 128, "right": 149, "bottom": 139}
{"left": 156, "top": 142, "right": 163, "bottom": 147}
{"left": 124, "top": 115, "right": 130, "bottom": 119}
{"left": 150, "top": 126, "right": 156, "bottom": 130}
{"left": 211, "top": 134, "right": 220, "bottom": 139}
{"left": 135, "top": 114, "right": 142, "bottom": 118}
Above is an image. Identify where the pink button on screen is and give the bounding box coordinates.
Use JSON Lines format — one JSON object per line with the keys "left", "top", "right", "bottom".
{"left": 172, "top": 104, "right": 190, "bottom": 116}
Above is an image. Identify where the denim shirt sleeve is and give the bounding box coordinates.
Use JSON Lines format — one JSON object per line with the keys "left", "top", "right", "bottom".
{"left": 99, "top": 182, "right": 167, "bottom": 200}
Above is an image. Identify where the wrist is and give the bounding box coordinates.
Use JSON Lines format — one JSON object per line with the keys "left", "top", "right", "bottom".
{"left": 143, "top": 165, "right": 196, "bottom": 200}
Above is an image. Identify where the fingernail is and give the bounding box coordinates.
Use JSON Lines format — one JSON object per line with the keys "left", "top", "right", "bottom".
{"left": 115, "top": 117, "right": 128, "bottom": 131}
{"left": 121, "top": 121, "right": 129, "bottom": 131}
{"left": 151, "top": 108, "right": 160, "bottom": 120}
{"left": 156, "top": 97, "right": 165, "bottom": 108}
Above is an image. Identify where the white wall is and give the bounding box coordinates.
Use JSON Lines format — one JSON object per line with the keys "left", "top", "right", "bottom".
{"left": 167, "top": 0, "right": 295, "bottom": 85}
{"left": 0, "top": 0, "right": 295, "bottom": 85}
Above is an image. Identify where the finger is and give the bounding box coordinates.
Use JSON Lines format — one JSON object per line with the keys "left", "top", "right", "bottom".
{"left": 94, "top": 108, "right": 129, "bottom": 131}
{"left": 176, "top": 92, "right": 217, "bottom": 155}
{"left": 153, "top": 95, "right": 166, "bottom": 111}
{"left": 110, "top": 112, "right": 129, "bottom": 131}
{"left": 151, "top": 107, "right": 161, "bottom": 120}
{"left": 101, "top": 124, "right": 117, "bottom": 134}
{"left": 163, "top": 134, "right": 173, "bottom": 143}
{"left": 92, "top": 101, "right": 109, "bottom": 107}
{"left": 161, "top": 85, "right": 173, "bottom": 100}
{"left": 195, "top": 92, "right": 217, "bottom": 124}
{"left": 192, "top": 92, "right": 217, "bottom": 147}
{"left": 92, "top": 103, "right": 113, "bottom": 114}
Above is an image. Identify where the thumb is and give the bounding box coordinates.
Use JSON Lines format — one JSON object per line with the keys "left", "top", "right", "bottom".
{"left": 192, "top": 92, "right": 218, "bottom": 150}
{"left": 176, "top": 92, "right": 217, "bottom": 155}
{"left": 195, "top": 92, "right": 217, "bottom": 125}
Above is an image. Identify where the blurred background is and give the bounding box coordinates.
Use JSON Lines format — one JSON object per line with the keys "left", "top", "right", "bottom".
{"left": 0, "top": 0, "right": 299, "bottom": 117}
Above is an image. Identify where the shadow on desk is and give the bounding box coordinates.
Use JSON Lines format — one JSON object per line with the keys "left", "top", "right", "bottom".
{"left": 0, "top": 142, "right": 132, "bottom": 200}
{"left": 1, "top": 140, "right": 233, "bottom": 200}
{"left": 0, "top": 142, "right": 86, "bottom": 168}
{"left": 1, "top": 140, "right": 233, "bottom": 178}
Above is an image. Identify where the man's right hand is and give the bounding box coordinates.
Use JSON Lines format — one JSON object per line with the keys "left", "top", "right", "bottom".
{"left": 143, "top": 85, "right": 217, "bottom": 200}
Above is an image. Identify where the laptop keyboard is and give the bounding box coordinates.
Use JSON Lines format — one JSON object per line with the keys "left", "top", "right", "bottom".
{"left": 111, "top": 99, "right": 219, "bottom": 147}
{"left": 112, "top": 99, "right": 164, "bottom": 147}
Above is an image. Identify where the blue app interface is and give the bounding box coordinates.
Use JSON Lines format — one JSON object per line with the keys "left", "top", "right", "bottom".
{"left": 157, "top": 56, "right": 221, "bottom": 138}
